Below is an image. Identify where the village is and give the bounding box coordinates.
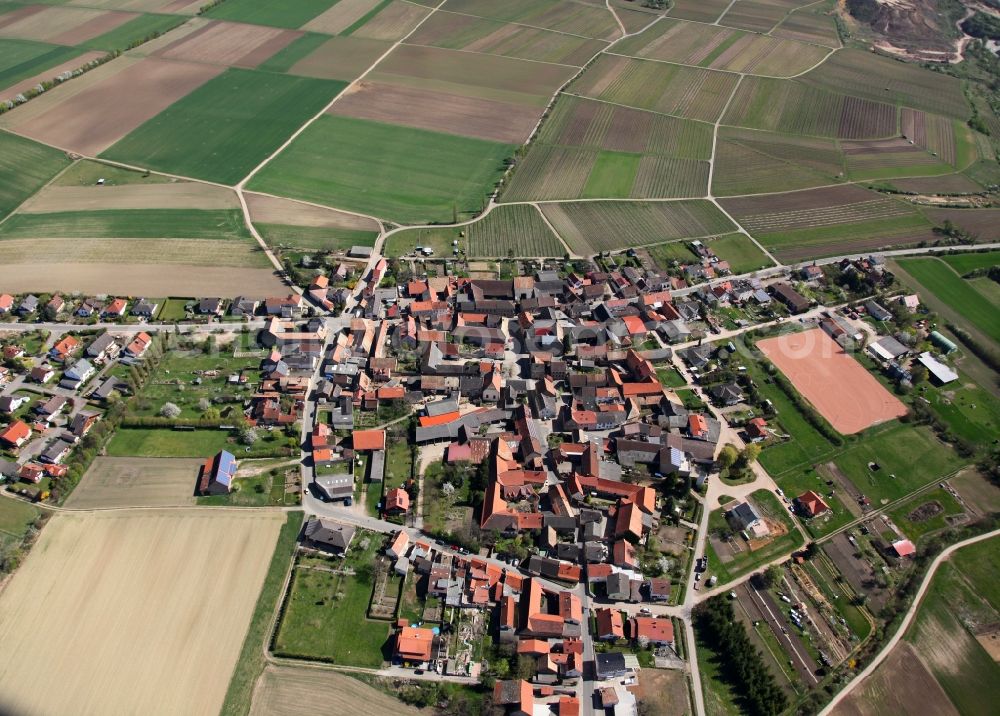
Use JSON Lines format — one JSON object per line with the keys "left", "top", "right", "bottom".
{"left": 2, "top": 234, "right": 994, "bottom": 716}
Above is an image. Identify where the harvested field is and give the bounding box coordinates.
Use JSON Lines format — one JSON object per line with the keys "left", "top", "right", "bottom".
{"left": 369, "top": 44, "right": 576, "bottom": 107}
{"left": 757, "top": 328, "right": 907, "bottom": 434}
{"left": 0, "top": 256, "right": 285, "bottom": 297}
{"left": 303, "top": 0, "right": 385, "bottom": 35}
{"left": 723, "top": 76, "right": 898, "bottom": 139}
{"left": 352, "top": 1, "right": 431, "bottom": 41}
{"left": 66, "top": 457, "right": 200, "bottom": 508}
{"left": 330, "top": 81, "right": 540, "bottom": 143}
{"left": 407, "top": 10, "right": 608, "bottom": 66}
{"left": 540, "top": 200, "right": 736, "bottom": 255}
{"left": 250, "top": 665, "right": 420, "bottom": 716}
{"left": 615, "top": 18, "right": 829, "bottom": 77}
{"left": 0, "top": 6, "right": 135, "bottom": 45}
{"left": 246, "top": 192, "right": 379, "bottom": 232}
{"left": 1, "top": 56, "right": 222, "bottom": 156}
{"left": 832, "top": 641, "right": 960, "bottom": 716}
{"left": 248, "top": 114, "right": 512, "bottom": 224}
{"left": 102, "top": 68, "right": 344, "bottom": 184}
{"left": 668, "top": 0, "right": 730, "bottom": 23}
{"left": 285, "top": 35, "right": 389, "bottom": 81}
{"left": 0, "top": 46, "right": 105, "bottom": 103}
{"left": 570, "top": 54, "right": 739, "bottom": 122}
{"left": 441, "top": 0, "right": 621, "bottom": 40}
{"left": 0, "top": 510, "right": 285, "bottom": 716}
{"left": 152, "top": 19, "right": 302, "bottom": 68}
{"left": 20, "top": 181, "right": 239, "bottom": 212}
{"left": 800, "top": 48, "right": 969, "bottom": 119}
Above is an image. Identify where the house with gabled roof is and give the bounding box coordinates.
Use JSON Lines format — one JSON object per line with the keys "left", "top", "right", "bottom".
{"left": 198, "top": 450, "right": 237, "bottom": 495}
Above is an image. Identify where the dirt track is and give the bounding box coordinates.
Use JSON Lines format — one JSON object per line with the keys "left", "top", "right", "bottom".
{"left": 758, "top": 329, "right": 907, "bottom": 434}
{"left": 0, "top": 510, "right": 284, "bottom": 716}
{"left": 250, "top": 665, "right": 421, "bottom": 716}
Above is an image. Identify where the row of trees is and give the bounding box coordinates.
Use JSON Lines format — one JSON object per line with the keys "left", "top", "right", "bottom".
{"left": 694, "top": 597, "right": 789, "bottom": 716}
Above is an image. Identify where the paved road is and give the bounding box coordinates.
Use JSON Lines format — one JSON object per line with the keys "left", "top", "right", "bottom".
{"left": 818, "top": 528, "right": 1000, "bottom": 716}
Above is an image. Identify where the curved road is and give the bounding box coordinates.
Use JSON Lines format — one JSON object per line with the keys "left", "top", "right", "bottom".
{"left": 818, "top": 527, "right": 1000, "bottom": 716}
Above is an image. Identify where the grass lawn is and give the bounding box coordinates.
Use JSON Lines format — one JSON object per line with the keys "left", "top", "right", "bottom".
{"left": 886, "top": 487, "right": 966, "bottom": 542}
{"left": 675, "top": 388, "right": 706, "bottom": 410}
{"left": 249, "top": 115, "right": 513, "bottom": 224}
{"left": 0, "top": 209, "right": 251, "bottom": 240}
{"left": 951, "top": 536, "right": 1000, "bottom": 611}
{"left": 582, "top": 151, "right": 639, "bottom": 198}
{"left": 646, "top": 239, "right": 697, "bottom": 269}
{"left": 917, "top": 378, "right": 1000, "bottom": 448}
{"left": 219, "top": 511, "right": 302, "bottom": 716}
{"left": 156, "top": 298, "right": 192, "bottom": 321}
{"left": 897, "top": 257, "right": 1000, "bottom": 345}
{"left": 774, "top": 468, "right": 855, "bottom": 538}
{"left": 205, "top": 0, "right": 340, "bottom": 28}
{"left": 832, "top": 424, "right": 966, "bottom": 505}
{"left": 706, "top": 490, "right": 804, "bottom": 584}
{"left": 256, "top": 223, "right": 378, "bottom": 252}
{"left": 384, "top": 439, "right": 413, "bottom": 489}
{"left": 103, "top": 68, "right": 345, "bottom": 185}
{"left": 939, "top": 250, "right": 1000, "bottom": 275}
{"left": 656, "top": 366, "right": 687, "bottom": 388}
{"left": 105, "top": 428, "right": 290, "bottom": 458}
{"left": 0, "top": 497, "right": 39, "bottom": 544}
{"left": 129, "top": 351, "right": 259, "bottom": 420}
{"left": 0, "top": 129, "right": 72, "bottom": 221}
{"left": 273, "top": 532, "right": 391, "bottom": 667}
{"left": 707, "top": 233, "right": 774, "bottom": 273}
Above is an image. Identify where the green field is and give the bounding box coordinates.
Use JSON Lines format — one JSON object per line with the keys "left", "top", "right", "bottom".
{"left": 707, "top": 233, "right": 774, "bottom": 273}
{"left": 205, "top": 0, "right": 341, "bottom": 28}
{"left": 582, "top": 151, "right": 641, "bottom": 198}
{"left": 273, "top": 534, "right": 391, "bottom": 667}
{"left": 647, "top": 239, "right": 698, "bottom": 268}
{"left": 886, "top": 488, "right": 966, "bottom": 542}
{"left": 256, "top": 223, "right": 378, "bottom": 251}
{"left": 936, "top": 250, "right": 1000, "bottom": 276}
{"left": 53, "top": 160, "right": 173, "bottom": 187}
{"left": 0, "top": 130, "right": 72, "bottom": 221}
{"left": 257, "top": 33, "right": 330, "bottom": 73}
{"left": 80, "top": 13, "right": 183, "bottom": 52}
{"left": 103, "top": 69, "right": 345, "bottom": 185}
{"left": 897, "top": 257, "right": 1000, "bottom": 345}
{"left": 0, "top": 39, "right": 82, "bottom": 91}
{"left": 250, "top": 115, "right": 513, "bottom": 224}
{"left": 0, "top": 497, "right": 38, "bottom": 545}
{"left": 833, "top": 424, "right": 965, "bottom": 504}
{"left": 919, "top": 377, "right": 1000, "bottom": 447}
{"left": 0, "top": 209, "right": 251, "bottom": 240}
{"left": 105, "top": 428, "right": 290, "bottom": 458}
{"left": 904, "top": 539, "right": 1000, "bottom": 716}
{"left": 705, "top": 489, "right": 804, "bottom": 584}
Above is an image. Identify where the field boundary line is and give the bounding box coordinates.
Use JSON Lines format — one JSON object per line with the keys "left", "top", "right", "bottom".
{"left": 818, "top": 527, "right": 1000, "bottom": 715}
{"left": 242, "top": 189, "right": 384, "bottom": 229}
{"left": 236, "top": 0, "right": 450, "bottom": 190}
{"left": 530, "top": 202, "right": 578, "bottom": 258}
{"left": 605, "top": 0, "right": 627, "bottom": 38}
{"left": 707, "top": 74, "right": 743, "bottom": 199}
{"left": 602, "top": 50, "right": 816, "bottom": 81}
{"left": 787, "top": 46, "right": 839, "bottom": 78}
{"left": 559, "top": 91, "right": 717, "bottom": 126}
{"left": 401, "top": 42, "right": 581, "bottom": 68}
{"left": 428, "top": 7, "right": 618, "bottom": 42}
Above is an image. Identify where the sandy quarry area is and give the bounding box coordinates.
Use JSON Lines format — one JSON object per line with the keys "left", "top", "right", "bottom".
{"left": 65, "top": 457, "right": 201, "bottom": 508}
{"left": 250, "top": 665, "right": 421, "bottom": 716}
{"left": 0, "top": 509, "right": 285, "bottom": 716}
{"left": 246, "top": 191, "right": 381, "bottom": 231}
{"left": 757, "top": 328, "right": 908, "bottom": 434}
{"left": 21, "top": 181, "right": 239, "bottom": 212}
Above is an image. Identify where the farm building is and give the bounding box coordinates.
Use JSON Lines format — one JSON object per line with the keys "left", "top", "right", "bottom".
{"left": 198, "top": 450, "right": 237, "bottom": 495}
{"left": 769, "top": 282, "right": 809, "bottom": 313}
{"left": 916, "top": 352, "right": 958, "bottom": 385}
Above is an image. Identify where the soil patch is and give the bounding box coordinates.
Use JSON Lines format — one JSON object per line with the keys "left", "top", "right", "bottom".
{"left": 975, "top": 624, "right": 1000, "bottom": 662}
{"left": 633, "top": 668, "right": 690, "bottom": 716}
{"left": 757, "top": 329, "right": 908, "bottom": 434}
{"left": 245, "top": 192, "right": 379, "bottom": 231}
{"left": 330, "top": 80, "right": 539, "bottom": 143}
{"left": 4, "top": 56, "right": 222, "bottom": 155}
{"left": 66, "top": 456, "right": 200, "bottom": 508}
{"left": 250, "top": 665, "right": 420, "bottom": 716}
{"left": 0, "top": 510, "right": 285, "bottom": 716}
{"left": 907, "top": 500, "right": 944, "bottom": 523}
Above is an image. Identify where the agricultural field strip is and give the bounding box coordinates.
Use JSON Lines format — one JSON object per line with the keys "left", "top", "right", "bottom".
{"left": 560, "top": 91, "right": 717, "bottom": 127}
{"left": 604, "top": 45, "right": 837, "bottom": 80}
{"left": 400, "top": 41, "right": 584, "bottom": 68}
{"left": 423, "top": 7, "right": 622, "bottom": 42}
{"left": 0, "top": 149, "right": 74, "bottom": 232}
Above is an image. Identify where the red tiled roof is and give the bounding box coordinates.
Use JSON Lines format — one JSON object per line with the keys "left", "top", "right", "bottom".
{"left": 352, "top": 429, "right": 385, "bottom": 451}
